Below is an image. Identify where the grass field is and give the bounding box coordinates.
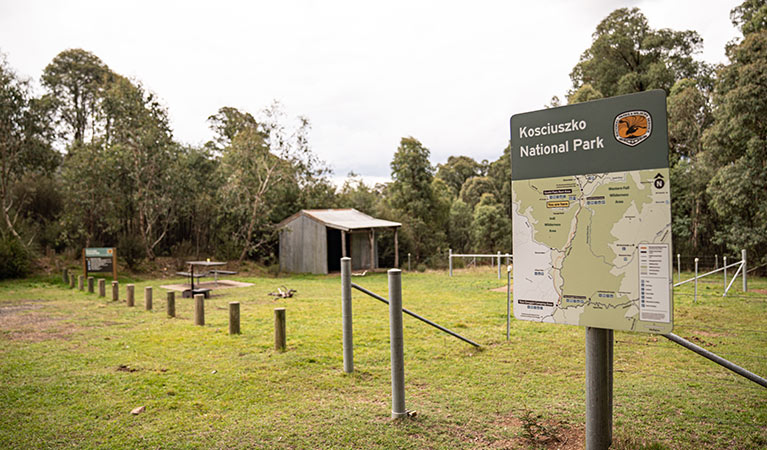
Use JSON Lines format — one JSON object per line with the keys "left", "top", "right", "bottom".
{"left": 0, "top": 267, "right": 765, "bottom": 449}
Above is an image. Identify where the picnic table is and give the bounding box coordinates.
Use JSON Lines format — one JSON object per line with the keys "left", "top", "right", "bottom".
{"left": 178, "top": 260, "right": 226, "bottom": 298}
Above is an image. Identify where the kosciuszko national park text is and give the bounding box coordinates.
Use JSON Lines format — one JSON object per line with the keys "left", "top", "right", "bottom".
{"left": 517, "top": 119, "right": 604, "bottom": 157}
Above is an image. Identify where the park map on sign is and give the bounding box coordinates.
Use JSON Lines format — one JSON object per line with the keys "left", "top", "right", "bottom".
{"left": 512, "top": 168, "right": 672, "bottom": 333}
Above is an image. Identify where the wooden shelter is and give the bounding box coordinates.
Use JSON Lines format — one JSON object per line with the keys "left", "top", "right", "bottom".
{"left": 277, "top": 209, "right": 401, "bottom": 274}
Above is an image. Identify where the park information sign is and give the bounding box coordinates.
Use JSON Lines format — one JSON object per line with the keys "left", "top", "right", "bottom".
{"left": 83, "top": 247, "right": 117, "bottom": 280}
{"left": 510, "top": 90, "right": 673, "bottom": 333}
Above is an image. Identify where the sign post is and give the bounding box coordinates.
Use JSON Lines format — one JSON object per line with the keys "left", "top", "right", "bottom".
{"left": 83, "top": 247, "right": 117, "bottom": 281}
{"left": 510, "top": 90, "right": 673, "bottom": 449}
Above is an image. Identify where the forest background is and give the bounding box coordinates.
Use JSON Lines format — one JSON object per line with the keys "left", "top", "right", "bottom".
{"left": 1, "top": 2, "right": 766, "bottom": 278}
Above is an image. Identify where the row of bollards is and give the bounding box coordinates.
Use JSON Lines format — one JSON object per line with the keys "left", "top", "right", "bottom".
{"left": 62, "top": 271, "right": 285, "bottom": 347}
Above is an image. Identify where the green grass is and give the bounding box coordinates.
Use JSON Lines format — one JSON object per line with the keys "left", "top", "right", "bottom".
{"left": 0, "top": 268, "right": 765, "bottom": 449}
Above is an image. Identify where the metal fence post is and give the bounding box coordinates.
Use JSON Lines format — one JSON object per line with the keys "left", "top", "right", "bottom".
{"left": 448, "top": 249, "right": 452, "bottom": 277}
{"left": 677, "top": 253, "right": 681, "bottom": 282}
{"left": 715, "top": 254, "right": 718, "bottom": 270}
{"left": 388, "top": 269, "right": 406, "bottom": 419}
{"left": 694, "top": 258, "right": 699, "bottom": 303}
{"left": 497, "top": 251, "right": 501, "bottom": 279}
{"left": 341, "top": 257, "right": 353, "bottom": 373}
{"left": 742, "top": 249, "right": 747, "bottom": 292}
{"left": 407, "top": 253, "right": 411, "bottom": 271}
{"left": 586, "top": 327, "right": 612, "bottom": 450}
{"left": 724, "top": 256, "right": 728, "bottom": 293}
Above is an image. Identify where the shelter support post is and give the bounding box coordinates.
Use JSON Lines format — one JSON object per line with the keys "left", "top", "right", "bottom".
{"left": 369, "top": 229, "right": 375, "bottom": 270}
{"left": 393, "top": 227, "right": 399, "bottom": 268}
{"left": 341, "top": 230, "right": 347, "bottom": 258}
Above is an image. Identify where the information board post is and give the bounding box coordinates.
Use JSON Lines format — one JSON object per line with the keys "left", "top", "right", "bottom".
{"left": 586, "top": 327, "right": 611, "bottom": 450}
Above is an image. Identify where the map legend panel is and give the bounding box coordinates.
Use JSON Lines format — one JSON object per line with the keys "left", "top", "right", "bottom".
{"left": 638, "top": 244, "right": 671, "bottom": 323}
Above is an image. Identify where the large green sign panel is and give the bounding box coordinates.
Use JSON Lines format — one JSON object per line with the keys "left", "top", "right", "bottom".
{"left": 510, "top": 90, "right": 673, "bottom": 333}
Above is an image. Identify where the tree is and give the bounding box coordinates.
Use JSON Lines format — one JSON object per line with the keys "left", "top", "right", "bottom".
{"left": 471, "top": 193, "right": 511, "bottom": 254}
{"left": 702, "top": 0, "right": 767, "bottom": 264}
{"left": 212, "top": 102, "right": 326, "bottom": 264}
{"left": 668, "top": 78, "right": 715, "bottom": 255}
{"left": 389, "top": 137, "right": 447, "bottom": 261}
{"left": 0, "top": 53, "right": 58, "bottom": 246}
{"left": 448, "top": 199, "right": 473, "bottom": 253}
{"left": 41, "top": 49, "right": 113, "bottom": 145}
{"left": 435, "top": 155, "right": 482, "bottom": 198}
{"left": 569, "top": 8, "right": 705, "bottom": 101}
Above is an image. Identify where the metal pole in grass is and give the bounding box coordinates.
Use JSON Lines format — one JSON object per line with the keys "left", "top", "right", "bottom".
{"left": 694, "top": 258, "right": 699, "bottom": 303}
{"left": 98, "top": 279, "right": 105, "bottom": 297}
{"left": 408, "top": 253, "right": 411, "bottom": 272}
{"left": 677, "top": 253, "right": 681, "bottom": 282}
{"left": 506, "top": 264, "right": 511, "bottom": 341}
{"left": 742, "top": 249, "right": 747, "bottom": 292}
{"left": 724, "top": 256, "right": 728, "bottom": 292}
{"left": 194, "top": 294, "right": 205, "bottom": 325}
{"left": 448, "top": 248, "right": 452, "bottom": 277}
{"left": 715, "top": 254, "right": 718, "bottom": 270}
{"left": 274, "top": 308, "right": 286, "bottom": 351}
{"left": 145, "top": 287, "right": 152, "bottom": 311}
{"left": 112, "top": 281, "right": 119, "bottom": 301}
{"left": 586, "top": 326, "right": 612, "bottom": 450}
{"left": 126, "top": 284, "right": 135, "bottom": 307}
{"left": 166, "top": 291, "right": 175, "bottom": 317}
{"left": 229, "top": 302, "right": 240, "bottom": 335}
{"left": 341, "top": 257, "right": 353, "bottom": 373}
{"left": 388, "top": 269, "right": 406, "bottom": 419}
{"left": 497, "top": 251, "right": 501, "bottom": 279}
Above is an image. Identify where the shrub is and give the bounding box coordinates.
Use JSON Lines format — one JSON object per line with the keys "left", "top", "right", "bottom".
{"left": 0, "top": 237, "right": 31, "bottom": 280}
{"left": 118, "top": 234, "right": 146, "bottom": 270}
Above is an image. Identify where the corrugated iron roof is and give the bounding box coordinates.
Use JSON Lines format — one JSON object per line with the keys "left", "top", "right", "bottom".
{"left": 277, "top": 209, "right": 401, "bottom": 231}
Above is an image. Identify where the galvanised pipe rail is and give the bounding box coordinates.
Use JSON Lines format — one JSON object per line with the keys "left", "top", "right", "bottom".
{"left": 351, "top": 283, "right": 481, "bottom": 348}
{"left": 664, "top": 332, "right": 767, "bottom": 389}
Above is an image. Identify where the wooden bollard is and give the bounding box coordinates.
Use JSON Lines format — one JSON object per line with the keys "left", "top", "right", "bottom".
{"left": 274, "top": 308, "right": 286, "bottom": 352}
{"left": 62, "top": 268, "right": 68, "bottom": 284}
{"left": 166, "top": 291, "right": 175, "bottom": 317}
{"left": 126, "top": 284, "right": 135, "bottom": 307}
{"left": 194, "top": 294, "right": 205, "bottom": 326}
{"left": 69, "top": 273, "right": 75, "bottom": 289}
{"left": 98, "top": 279, "right": 105, "bottom": 297}
{"left": 229, "top": 302, "right": 240, "bottom": 335}
{"left": 78, "top": 275, "right": 84, "bottom": 291}
{"left": 112, "top": 281, "right": 119, "bottom": 301}
{"left": 87, "top": 277, "right": 94, "bottom": 293}
{"left": 145, "top": 287, "right": 153, "bottom": 311}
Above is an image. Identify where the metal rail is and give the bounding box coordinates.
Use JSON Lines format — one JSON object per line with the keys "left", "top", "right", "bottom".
{"left": 664, "top": 333, "right": 767, "bottom": 389}
{"left": 351, "top": 283, "right": 481, "bottom": 348}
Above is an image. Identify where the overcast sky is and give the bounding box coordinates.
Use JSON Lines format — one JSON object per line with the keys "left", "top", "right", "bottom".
{"left": 0, "top": 0, "right": 741, "bottom": 185}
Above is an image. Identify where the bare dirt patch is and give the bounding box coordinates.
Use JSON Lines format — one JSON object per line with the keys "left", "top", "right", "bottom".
{"left": 490, "top": 285, "right": 512, "bottom": 293}
{"left": 492, "top": 412, "right": 584, "bottom": 450}
{"left": 0, "top": 301, "right": 78, "bottom": 342}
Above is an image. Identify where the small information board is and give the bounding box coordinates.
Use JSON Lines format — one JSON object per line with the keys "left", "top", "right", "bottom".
{"left": 83, "top": 247, "right": 117, "bottom": 280}
{"left": 510, "top": 90, "right": 673, "bottom": 333}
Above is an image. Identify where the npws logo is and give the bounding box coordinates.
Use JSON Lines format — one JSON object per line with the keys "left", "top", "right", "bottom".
{"left": 614, "top": 111, "right": 651, "bottom": 147}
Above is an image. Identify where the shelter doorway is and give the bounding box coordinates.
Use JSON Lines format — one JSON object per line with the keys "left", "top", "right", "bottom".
{"left": 326, "top": 228, "right": 344, "bottom": 272}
